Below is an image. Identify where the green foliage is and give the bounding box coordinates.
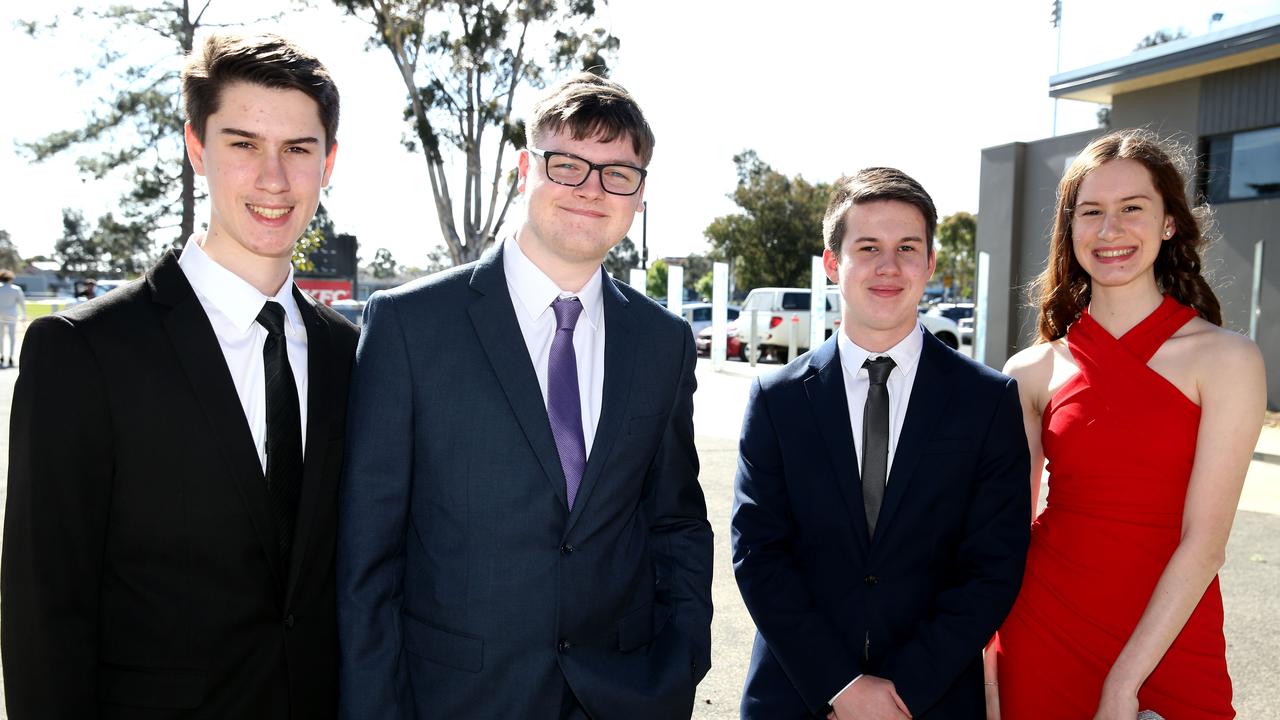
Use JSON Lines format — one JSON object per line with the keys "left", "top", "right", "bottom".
{"left": 370, "top": 248, "right": 400, "bottom": 279}
{"left": 603, "top": 235, "right": 639, "bottom": 281}
{"left": 16, "top": 3, "right": 236, "bottom": 247}
{"left": 681, "top": 254, "right": 712, "bottom": 292}
{"left": 293, "top": 229, "right": 325, "bottom": 273}
{"left": 0, "top": 230, "right": 22, "bottom": 271}
{"left": 336, "top": 0, "right": 619, "bottom": 266}
{"left": 935, "top": 211, "right": 976, "bottom": 298}
{"left": 704, "top": 151, "right": 830, "bottom": 290}
{"left": 1135, "top": 28, "right": 1187, "bottom": 51}
{"left": 55, "top": 208, "right": 155, "bottom": 277}
{"left": 694, "top": 270, "right": 714, "bottom": 302}
{"left": 646, "top": 258, "right": 668, "bottom": 299}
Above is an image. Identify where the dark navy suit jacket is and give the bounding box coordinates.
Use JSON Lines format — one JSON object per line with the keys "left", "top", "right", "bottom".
{"left": 337, "top": 244, "right": 713, "bottom": 719}
{"left": 731, "top": 331, "right": 1030, "bottom": 718}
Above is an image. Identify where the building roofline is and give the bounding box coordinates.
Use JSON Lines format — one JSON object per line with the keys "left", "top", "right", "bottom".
{"left": 1050, "top": 15, "right": 1280, "bottom": 103}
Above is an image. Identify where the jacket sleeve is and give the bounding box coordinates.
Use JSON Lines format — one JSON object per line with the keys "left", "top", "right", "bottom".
{"left": 335, "top": 292, "right": 416, "bottom": 719}
{"left": 731, "top": 377, "right": 864, "bottom": 714}
{"left": 646, "top": 329, "right": 715, "bottom": 682}
{"left": 2, "top": 315, "right": 115, "bottom": 719}
{"left": 879, "top": 378, "right": 1031, "bottom": 714}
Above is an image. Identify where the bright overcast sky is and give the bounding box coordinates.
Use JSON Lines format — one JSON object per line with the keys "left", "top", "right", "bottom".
{"left": 2, "top": 0, "right": 1277, "bottom": 269}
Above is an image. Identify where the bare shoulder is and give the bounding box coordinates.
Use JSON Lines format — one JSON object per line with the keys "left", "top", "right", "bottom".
{"left": 1002, "top": 340, "right": 1063, "bottom": 412}
{"left": 1180, "top": 319, "right": 1265, "bottom": 388}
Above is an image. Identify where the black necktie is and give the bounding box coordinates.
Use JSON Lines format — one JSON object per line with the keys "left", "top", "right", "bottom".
{"left": 862, "top": 356, "right": 895, "bottom": 539}
{"left": 257, "top": 301, "right": 303, "bottom": 564}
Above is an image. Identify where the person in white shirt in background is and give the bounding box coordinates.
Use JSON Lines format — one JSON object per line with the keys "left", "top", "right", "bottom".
{"left": 0, "top": 269, "right": 26, "bottom": 367}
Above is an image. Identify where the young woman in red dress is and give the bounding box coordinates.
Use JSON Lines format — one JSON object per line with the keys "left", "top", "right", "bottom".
{"left": 989, "top": 130, "right": 1265, "bottom": 720}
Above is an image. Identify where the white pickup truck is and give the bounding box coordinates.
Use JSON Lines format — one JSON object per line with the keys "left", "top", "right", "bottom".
{"left": 733, "top": 286, "right": 961, "bottom": 361}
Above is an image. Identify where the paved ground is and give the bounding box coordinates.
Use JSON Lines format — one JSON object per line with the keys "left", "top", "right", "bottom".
{"left": 0, "top": 344, "right": 1275, "bottom": 717}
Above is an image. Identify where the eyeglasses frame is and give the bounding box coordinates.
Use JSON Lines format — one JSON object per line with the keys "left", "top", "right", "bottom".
{"left": 528, "top": 148, "right": 648, "bottom": 196}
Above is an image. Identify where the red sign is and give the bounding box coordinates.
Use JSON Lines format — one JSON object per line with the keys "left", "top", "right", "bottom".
{"left": 296, "top": 278, "right": 353, "bottom": 305}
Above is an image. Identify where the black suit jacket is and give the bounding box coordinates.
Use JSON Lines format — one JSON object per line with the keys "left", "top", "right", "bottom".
{"left": 337, "top": 244, "right": 714, "bottom": 719}
{"left": 731, "top": 331, "right": 1030, "bottom": 718}
{"left": 1, "top": 251, "right": 359, "bottom": 719}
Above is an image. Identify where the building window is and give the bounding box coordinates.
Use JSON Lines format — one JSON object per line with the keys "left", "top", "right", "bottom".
{"left": 1202, "top": 126, "right": 1280, "bottom": 202}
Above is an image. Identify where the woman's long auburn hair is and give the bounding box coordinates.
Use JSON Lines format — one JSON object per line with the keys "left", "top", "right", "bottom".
{"left": 1032, "top": 129, "right": 1222, "bottom": 342}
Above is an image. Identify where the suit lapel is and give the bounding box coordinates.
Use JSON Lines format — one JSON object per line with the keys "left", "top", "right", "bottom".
{"left": 285, "top": 287, "right": 332, "bottom": 601}
{"left": 803, "top": 337, "right": 871, "bottom": 551}
{"left": 565, "top": 272, "right": 634, "bottom": 533}
{"left": 875, "top": 332, "right": 954, "bottom": 544}
{"left": 467, "top": 245, "right": 571, "bottom": 509}
{"left": 148, "top": 252, "right": 286, "bottom": 594}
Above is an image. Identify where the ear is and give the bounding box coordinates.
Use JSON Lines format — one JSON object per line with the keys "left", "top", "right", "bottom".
{"left": 517, "top": 148, "right": 531, "bottom": 193}
{"left": 927, "top": 247, "right": 937, "bottom": 279}
{"left": 184, "top": 123, "right": 207, "bottom": 177}
{"left": 822, "top": 247, "right": 840, "bottom": 284}
{"left": 634, "top": 180, "right": 646, "bottom": 213}
{"left": 321, "top": 141, "right": 338, "bottom": 187}
{"left": 1162, "top": 216, "right": 1175, "bottom": 240}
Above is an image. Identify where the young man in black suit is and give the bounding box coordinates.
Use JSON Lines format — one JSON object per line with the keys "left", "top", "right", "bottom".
{"left": 732, "top": 168, "right": 1030, "bottom": 719}
{"left": 2, "top": 33, "right": 358, "bottom": 719}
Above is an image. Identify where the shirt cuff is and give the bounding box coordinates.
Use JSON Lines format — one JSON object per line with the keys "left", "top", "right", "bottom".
{"left": 830, "top": 674, "right": 863, "bottom": 705}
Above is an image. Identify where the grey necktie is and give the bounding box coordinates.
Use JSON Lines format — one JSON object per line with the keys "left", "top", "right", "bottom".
{"left": 548, "top": 298, "right": 586, "bottom": 510}
{"left": 862, "top": 356, "right": 895, "bottom": 539}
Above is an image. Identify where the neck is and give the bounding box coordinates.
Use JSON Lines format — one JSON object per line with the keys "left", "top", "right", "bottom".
{"left": 1087, "top": 278, "right": 1163, "bottom": 337}
{"left": 842, "top": 320, "right": 915, "bottom": 354}
{"left": 515, "top": 228, "right": 600, "bottom": 294}
{"left": 198, "top": 232, "right": 292, "bottom": 297}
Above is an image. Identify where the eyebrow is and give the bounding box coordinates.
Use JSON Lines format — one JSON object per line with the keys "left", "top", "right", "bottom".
{"left": 1075, "top": 194, "right": 1153, "bottom": 206}
{"left": 853, "top": 235, "right": 925, "bottom": 244}
{"left": 219, "top": 127, "right": 320, "bottom": 145}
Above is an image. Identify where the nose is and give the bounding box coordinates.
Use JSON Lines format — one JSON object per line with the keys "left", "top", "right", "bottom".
{"left": 256, "top": 151, "right": 290, "bottom": 194}
{"left": 1098, "top": 211, "right": 1122, "bottom": 240}
{"left": 573, "top": 167, "right": 607, "bottom": 199}
{"left": 874, "top": 249, "right": 902, "bottom": 275}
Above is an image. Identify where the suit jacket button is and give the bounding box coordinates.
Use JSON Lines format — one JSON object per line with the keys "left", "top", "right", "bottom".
{"left": 558, "top": 639, "right": 571, "bottom": 653}
{"left": 864, "top": 575, "right": 878, "bottom": 586}
{"left": 284, "top": 613, "right": 295, "bottom": 628}
{"left": 559, "top": 544, "right": 575, "bottom": 555}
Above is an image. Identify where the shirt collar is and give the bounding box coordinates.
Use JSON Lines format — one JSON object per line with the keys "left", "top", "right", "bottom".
{"left": 178, "top": 233, "right": 303, "bottom": 336}
{"left": 502, "top": 235, "right": 603, "bottom": 330}
{"left": 837, "top": 322, "right": 925, "bottom": 380}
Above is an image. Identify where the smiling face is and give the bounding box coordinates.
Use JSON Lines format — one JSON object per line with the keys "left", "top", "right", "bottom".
{"left": 186, "top": 81, "right": 336, "bottom": 283}
{"left": 1070, "top": 158, "right": 1173, "bottom": 293}
{"left": 516, "top": 128, "right": 645, "bottom": 287}
{"left": 823, "top": 199, "right": 935, "bottom": 351}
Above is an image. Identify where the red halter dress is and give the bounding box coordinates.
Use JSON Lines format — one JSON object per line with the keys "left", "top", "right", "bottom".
{"left": 996, "top": 295, "right": 1234, "bottom": 719}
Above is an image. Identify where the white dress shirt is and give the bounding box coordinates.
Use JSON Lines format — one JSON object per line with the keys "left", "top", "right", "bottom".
{"left": 179, "top": 235, "right": 309, "bottom": 472}
{"left": 831, "top": 323, "right": 925, "bottom": 704}
{"left": 503, "top": 236, "right": 605, "bottom": 455}
{"left": 837, "top": 324, "right": 925, "bottom": 479}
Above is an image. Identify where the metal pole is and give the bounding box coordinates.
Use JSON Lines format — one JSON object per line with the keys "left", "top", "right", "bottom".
{"left": 641, "top": 200, "right": 649, "bottom": 271}
{"left": 749, "top": 311, "right": 759, "bottom": 367}
{"left": 1250, "top": 239, "right": 1264, "bottom": 341}
{"left": 788, "top": 314, "right": 799, "bottom": 363}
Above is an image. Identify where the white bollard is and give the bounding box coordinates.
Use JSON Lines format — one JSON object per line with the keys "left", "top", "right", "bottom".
{"left": 629, "top": 268, "right": 647, "bottom": 294}
{"left": 711, "top": 262, "right": 729, "bottom": 370}
{"left": 810, "top": 255, "right": 826, "bottom": 352}
{"left": 667, "top": 264, "right": 684, "bottom": 317}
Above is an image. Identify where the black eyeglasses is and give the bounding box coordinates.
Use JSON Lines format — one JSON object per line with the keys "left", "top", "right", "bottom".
{"left": 530, "top": 148, "right": 647, "bottom": 196}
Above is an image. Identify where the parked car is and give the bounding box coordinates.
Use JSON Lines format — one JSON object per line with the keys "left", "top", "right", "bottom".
{"left": 958, "top": 317, "right": 974, "bottom": 345}
{"left": 678, "top": 302, "right": 740, "bottom": 336}
{"left": 695, "top": 322, "right": 744, "bottom": 360}
{"left": 918, "top": 311, "right": 961, "bottom": 349}
{"left": 733, "top": 287, "right": 843, "bottom": 361}
{"left": 331, "top": 299, "right": 367, "bottom": 327}
{"left": 924, "top": 301, "right": 974, "bottom": 323}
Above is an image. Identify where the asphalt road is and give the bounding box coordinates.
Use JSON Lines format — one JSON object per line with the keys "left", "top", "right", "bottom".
{"left": 0, "top": 354, "right": 1275, "bottom": 718}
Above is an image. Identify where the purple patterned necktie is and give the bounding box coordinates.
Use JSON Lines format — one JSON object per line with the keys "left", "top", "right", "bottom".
{"left": 548, "top": 297, "right": 586, "bottom": 509}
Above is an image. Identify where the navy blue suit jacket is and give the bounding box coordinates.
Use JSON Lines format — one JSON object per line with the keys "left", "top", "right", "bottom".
{"left": 337, "top": 244, "right": 713, "bottom": 719}
{"left": 731, "top": 331, "right": 1029, "bottom": 718}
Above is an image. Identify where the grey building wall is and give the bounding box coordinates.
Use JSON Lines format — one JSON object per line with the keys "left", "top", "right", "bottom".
{"left": 980, "top": 60, "right": 1280, "bottom": 409}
